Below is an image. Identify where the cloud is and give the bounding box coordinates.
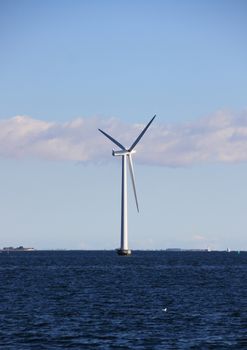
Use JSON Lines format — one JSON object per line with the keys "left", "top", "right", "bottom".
{"left": 1, "top": 110, "right": 247, "bottom": 166}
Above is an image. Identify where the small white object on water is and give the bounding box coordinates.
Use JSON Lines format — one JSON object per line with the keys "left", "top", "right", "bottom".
{"left": 162, "top": 308, "right": 167, "bottom": 312}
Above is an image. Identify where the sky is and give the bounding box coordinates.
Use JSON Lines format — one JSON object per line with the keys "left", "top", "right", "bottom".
{"left": 0, "top": 0, "right": 247, "bottom": 250}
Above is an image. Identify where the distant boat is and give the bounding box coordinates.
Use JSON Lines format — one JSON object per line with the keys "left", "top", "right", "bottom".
{"left": 226, "top": 248, "right": 231, "bottom": 253}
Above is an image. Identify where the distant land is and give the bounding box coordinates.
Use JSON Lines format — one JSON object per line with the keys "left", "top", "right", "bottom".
{"left": 1, "top": 247, "right": 245, "bottom": 252}
{"left": 0, "top": 246, "right": 35, "bottom": 252}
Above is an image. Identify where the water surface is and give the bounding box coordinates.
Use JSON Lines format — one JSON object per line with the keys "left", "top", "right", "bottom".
{"left": 0, "top": 251, "right": 246, "bottom": 349}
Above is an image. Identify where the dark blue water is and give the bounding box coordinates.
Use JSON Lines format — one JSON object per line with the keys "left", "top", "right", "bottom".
{"left": 0, "top": 251, "right": 246, "bottom": 349}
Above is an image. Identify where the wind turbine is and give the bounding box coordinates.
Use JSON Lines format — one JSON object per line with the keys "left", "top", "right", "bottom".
{"left": 99, "top": 115, "right": 156, "bottom": 256}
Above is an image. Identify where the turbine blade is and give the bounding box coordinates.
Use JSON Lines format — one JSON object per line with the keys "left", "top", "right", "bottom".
{"left": 98, "top": 129, "right": 126, "bottom": 150}
{"left": 128, "top": 154, "right": 139, "bottom": 212}
{"left": 129, "top": 115, "right": 156, "bottom": 151}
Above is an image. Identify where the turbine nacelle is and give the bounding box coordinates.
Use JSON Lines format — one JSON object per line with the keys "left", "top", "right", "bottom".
{"left": 112, "top": 149, "right": 136, "bottom": 157}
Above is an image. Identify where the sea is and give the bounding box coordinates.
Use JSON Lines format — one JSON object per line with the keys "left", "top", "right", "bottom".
{"left": 0, "top": 251, "right": 246, "bottom": 349}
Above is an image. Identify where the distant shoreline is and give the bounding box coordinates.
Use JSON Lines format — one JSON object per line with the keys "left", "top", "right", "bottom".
{"left": 1, "top": 248, "right": 245, "bottom": 252}
{"left": 0, "top": 246, "right": 35, "bottom": 252}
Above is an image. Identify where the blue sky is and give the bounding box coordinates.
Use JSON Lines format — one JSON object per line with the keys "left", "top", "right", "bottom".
{"left": 0, "top": 0, "right": 247, "bottom": 250}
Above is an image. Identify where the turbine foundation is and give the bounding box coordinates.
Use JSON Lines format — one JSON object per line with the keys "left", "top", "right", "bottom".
{"left": 116, "top": 248, "right": 131, "bottom": 256}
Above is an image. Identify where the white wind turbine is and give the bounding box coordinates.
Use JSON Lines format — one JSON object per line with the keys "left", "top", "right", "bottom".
{"left": 99, "top": 115, "right": 156, "bottom": 255}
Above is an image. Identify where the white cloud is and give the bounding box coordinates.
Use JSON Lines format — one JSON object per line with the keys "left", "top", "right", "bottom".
{"left": 1, "top": 110, "right": 247, "bottom": 166}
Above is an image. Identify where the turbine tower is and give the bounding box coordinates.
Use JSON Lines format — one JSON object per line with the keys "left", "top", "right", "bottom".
{"left": 99, "top": 115, "right": 156, "bottom": 256}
